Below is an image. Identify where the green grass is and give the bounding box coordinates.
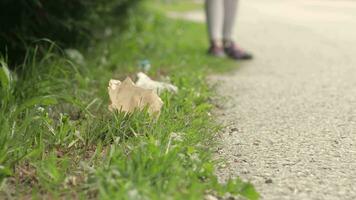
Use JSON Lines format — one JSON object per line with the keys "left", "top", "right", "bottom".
{"left": 0, "top": 2, "right": 258, "bottom": 199}
{"left": 154, "top": 0, "right": 203, "bottom": 12}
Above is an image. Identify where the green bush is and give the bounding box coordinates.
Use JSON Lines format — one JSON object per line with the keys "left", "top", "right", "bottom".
{"left": 0, "top": 0, "right": 140, "bottom": 63}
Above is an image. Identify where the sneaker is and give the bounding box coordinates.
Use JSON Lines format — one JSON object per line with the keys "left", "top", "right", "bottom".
{"left": 224, "top": 42, "right": 253, "bottom": 60}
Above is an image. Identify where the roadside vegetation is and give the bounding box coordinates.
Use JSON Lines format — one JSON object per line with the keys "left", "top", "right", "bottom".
{"left": 155, "top": 0, "right": 203, "bottom": 12}
{"left": 0, "top": 1, "right": 258, "bottom": 199}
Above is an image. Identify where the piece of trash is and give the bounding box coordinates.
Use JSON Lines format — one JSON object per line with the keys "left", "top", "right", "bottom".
{"left": 138, "top": 60, "right": 151, "bottom": 72}
{"left": 204, "top": 194, "right": 218, "bottom": 200}
{"left": 104, "top": 27, "right": 113, "bottom": 37}
{"left": 100, "top": 56, "right": 108, "bottom": 66}
{"left": 64, "top": 49, "right": 85, "bottom": 65}
{"left": 108, "top": 77, "right": 163, "bottom": 116}
{"left": 135, "top": 72, "right": 178, "bottom": 94}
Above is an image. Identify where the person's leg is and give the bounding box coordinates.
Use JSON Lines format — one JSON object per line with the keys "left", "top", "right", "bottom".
{"left": 223, "top": 0, "right": 253, "bottom": 60}
{"left": 205, "top": 0, "right": 224, "bottom": 56}
{"left": 223, "top": 0, "right": 238, "bottom": 42}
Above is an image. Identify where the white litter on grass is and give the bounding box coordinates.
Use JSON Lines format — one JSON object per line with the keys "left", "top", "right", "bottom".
{"left": 108, "top": 77, "right": 163, "bottom": 117}
{"left": 135, "top": 72, "right": 178, "bottom": 95}
{"left": 104, "top": 27, "right": 113, "bottom": 37}
{"left": 204, "top": 194, "right": 218, "bottom": 200}
{"left": 64, "top": 49, "right": 85, "bottom": 65}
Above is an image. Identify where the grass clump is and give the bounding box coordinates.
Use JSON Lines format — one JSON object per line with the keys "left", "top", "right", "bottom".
{"left": 0, "top": 2, "right": 258, "bottom": 199}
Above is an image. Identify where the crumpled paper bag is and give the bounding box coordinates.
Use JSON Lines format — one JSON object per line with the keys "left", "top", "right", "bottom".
{"left": 135, "top": 72, "right": 178, "bottom": 95}
{"left": 108, "top": 77, "right": 163, "bottom": 116}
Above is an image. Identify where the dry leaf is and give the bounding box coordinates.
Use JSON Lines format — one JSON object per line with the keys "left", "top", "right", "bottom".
{"left": 135, "top": 72, "right": 178, "bottom": 94}
{"left": 108, "top": 77, "right": 163, "bottom": 116}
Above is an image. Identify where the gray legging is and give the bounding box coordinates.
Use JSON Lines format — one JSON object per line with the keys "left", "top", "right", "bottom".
{"left": 205, "top": 0, "right": 238, "bottom": 42}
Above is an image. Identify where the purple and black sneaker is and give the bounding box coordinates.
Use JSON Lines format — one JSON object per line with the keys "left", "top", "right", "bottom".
{"left": 224, "top": 41, "right": 253, "bottom": 60}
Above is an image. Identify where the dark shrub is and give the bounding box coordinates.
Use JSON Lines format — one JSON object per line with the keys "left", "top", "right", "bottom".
{"left": 0, "top": 0, "right": 140, "bottom": 63}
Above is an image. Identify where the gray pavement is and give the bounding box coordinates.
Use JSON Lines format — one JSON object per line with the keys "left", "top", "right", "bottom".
{"left": 211, "top": 0, "right": 356, "bottom": 199}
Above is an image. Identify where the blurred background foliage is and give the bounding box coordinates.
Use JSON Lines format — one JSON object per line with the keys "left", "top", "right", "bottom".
{"left": 0, "top": 0, "right": 140, "bottom": 64}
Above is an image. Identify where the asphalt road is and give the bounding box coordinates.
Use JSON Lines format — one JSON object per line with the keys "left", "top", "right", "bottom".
{"left": 211, "top": 0, "right": 356, "bottom": 199}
